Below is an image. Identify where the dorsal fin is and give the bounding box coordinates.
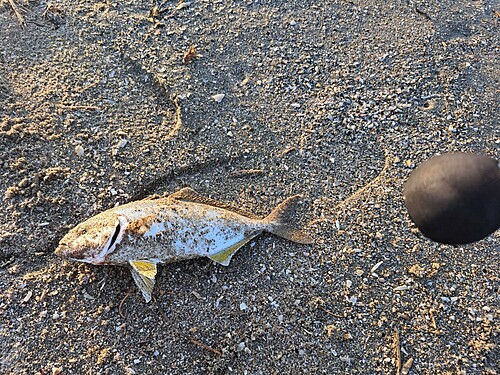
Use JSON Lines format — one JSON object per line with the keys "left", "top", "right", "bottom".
{"left": 168, "top": 187, "right": 261, "bottom": 219}
{"left": 143, "top": 194, "right": 162, "bottom": 200}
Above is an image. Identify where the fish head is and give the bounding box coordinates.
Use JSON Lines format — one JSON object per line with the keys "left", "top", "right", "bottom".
{"left": 55, "top": 214, "right": 128, "bottom": 265}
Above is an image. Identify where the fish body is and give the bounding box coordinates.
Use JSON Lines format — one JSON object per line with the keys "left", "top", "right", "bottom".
{"left": 55, "top": 188, "right": 312, "bottom": 301}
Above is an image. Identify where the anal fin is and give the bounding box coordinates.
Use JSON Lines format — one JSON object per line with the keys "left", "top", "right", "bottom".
{"left": 209, "top": 236, "right": 255, "bottom": 266}
{"left": 129, "top": 260, "right": 158, "bottom": 303}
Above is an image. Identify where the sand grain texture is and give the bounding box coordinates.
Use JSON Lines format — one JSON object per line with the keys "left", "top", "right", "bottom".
{"left": 0, "top": 0, "right": 498, "bottom": 373}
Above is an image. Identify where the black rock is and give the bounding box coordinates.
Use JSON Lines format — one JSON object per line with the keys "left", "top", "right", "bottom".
{"left": 404, "top": 153, "right": 500, "bottom": 245}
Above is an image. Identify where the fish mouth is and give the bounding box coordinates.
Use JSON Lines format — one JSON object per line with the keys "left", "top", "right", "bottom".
{"left": 54, "top": 242, "right": 79, "bottom": 259}
{"left": 55, "top": 242, "right": 99, "bottom": 263}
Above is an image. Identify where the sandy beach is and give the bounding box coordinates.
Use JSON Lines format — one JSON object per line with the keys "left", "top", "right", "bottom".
{"left": 0, "top": 0, "right": 498, "bottom": 373}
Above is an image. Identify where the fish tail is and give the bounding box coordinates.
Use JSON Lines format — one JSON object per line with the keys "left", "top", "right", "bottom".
{"left": 263, "top": 195, "right": 314, "bottom": 244}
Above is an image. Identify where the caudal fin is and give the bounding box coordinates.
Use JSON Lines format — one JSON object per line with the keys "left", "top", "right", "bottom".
{"left": 263, "top": 195, "right": 314, "bottom": 244}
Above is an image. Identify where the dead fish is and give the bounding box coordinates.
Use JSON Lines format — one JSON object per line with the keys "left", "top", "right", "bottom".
{"left": 55, "top": 188, "right": 313, "bottom": 302}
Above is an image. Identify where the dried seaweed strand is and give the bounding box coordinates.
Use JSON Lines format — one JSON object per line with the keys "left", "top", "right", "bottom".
{"left": 307, "top": 146, "right": 394, "bottom": 228}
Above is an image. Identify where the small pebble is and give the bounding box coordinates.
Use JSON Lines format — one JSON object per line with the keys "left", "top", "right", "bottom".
{"left": 21, "top": 290, "right": 33, "bottom": 303}
{"left": 346, "top": 296, "right": 357, "bottom": 304}
{"left": 74, "top": 145, "right": 84, "bottom": 156}
{"left": 211, "top": 94, "right": 225, "bottom": 102}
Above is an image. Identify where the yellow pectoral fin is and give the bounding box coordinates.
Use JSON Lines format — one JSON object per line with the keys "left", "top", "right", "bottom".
{"left": 209, "top": 237, "right": 254, "bottom": 266}
{"left": 129, "top": 260, "right": 158, "bottom": 303}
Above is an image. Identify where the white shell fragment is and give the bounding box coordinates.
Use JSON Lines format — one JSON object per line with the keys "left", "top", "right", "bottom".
{"left": 112, "top": 139, "right": 128, "bottom": 156}
{"left": 74, "top": 145, "right": 84, "bottom": 157}
{"left": 371, "top": 261, "right": 383, "bottom": 274}
{"left": 211, "top": 94, "right": 225, "bottom": 102}
{"left": 346, "top": 296, "right": 357, "bottom": 305}
{"left": 394, "top": 285, "right": 410, "bottom": 291}
{"left": 21, "top": 290, "right": 33, "bottom": 303}
{"left": 117, "top": 139, "right": 128, "bottom": 148}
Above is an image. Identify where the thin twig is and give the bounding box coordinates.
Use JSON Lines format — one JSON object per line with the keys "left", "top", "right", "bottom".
{"left": 118, "top": 290, "right": 131, "bottom": 318}
{"left": 8, "top": 0, "right": 26, "bottom": 28}
{"left": 188, "top": 337, "right": 222, "bottom": 356}
{"left": 318, "top": 306, "right": 344, "bottom": 319}
{"left": 77, "top": 81, "right": 99, "bottom": 93}
{"left": 415, "top": 7, "right": 432, "bottom": 21}
{"left": 429, "top": 309, "right": 438, "bottom": 332}
{"left": 394, "top": 327, "right": 401, "bottom": 375}
{"left": 401, "top": 358, "right": 414, "bottom": 375}
{"left": 281, "top": 146, "right": 296, "bottom": 156}
{"left": 307, "top": 217, "right": 334, "bottom": 226}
